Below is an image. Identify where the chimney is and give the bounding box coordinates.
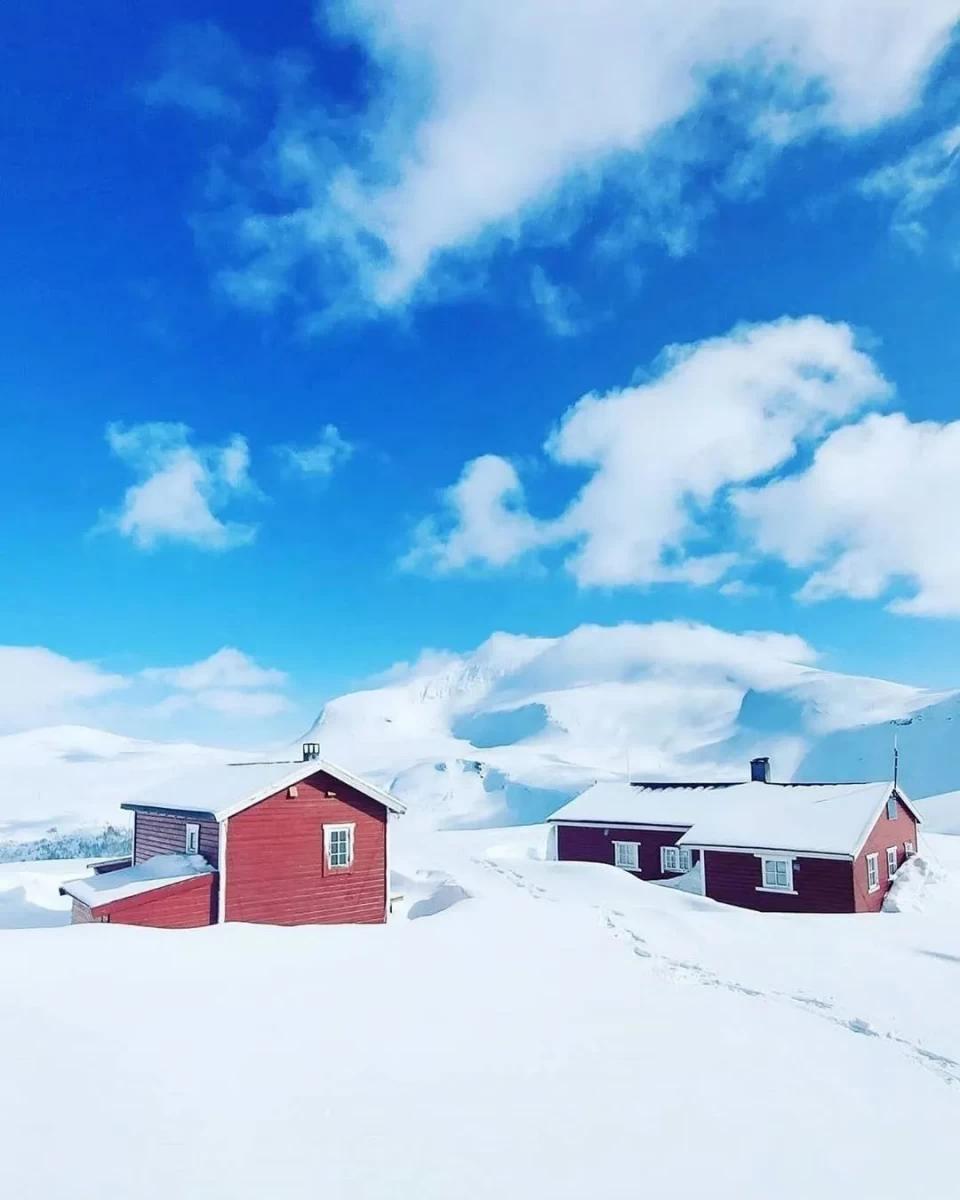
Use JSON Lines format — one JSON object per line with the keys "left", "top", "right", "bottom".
{"left": 750, "top": 756, "right": 771, "bottom": 783}
{"left": 302, "top": 742, "right": 321, "bottom": 762}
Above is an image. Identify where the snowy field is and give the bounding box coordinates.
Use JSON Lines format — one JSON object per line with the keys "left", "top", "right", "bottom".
{"left": 2, "top": 830, "right": 960, "bottom": 1198}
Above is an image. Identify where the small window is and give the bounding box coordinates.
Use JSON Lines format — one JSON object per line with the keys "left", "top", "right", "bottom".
{"left": 886, "top": 846, "right": 898, "bottom": 878}
{"left": 905, "top": 841, "right": 916, "bottom": 857}
{"left": 886, "top": 794, "right": 898, "bottom": 821}
{"left": 661, "top": 845, "right": 693, "bottom": 873}
{"left": 866, "top": 852, "right": 880, "bottom": 892}
{"left": 761, "top": 856, "right": 794, "bottom": 891}
{"left": 324, "top": 823, "right": 355, "bottom": 870}
{"left": 613, "top": 841, "right": 641, "bottom": 871}
{"left": 184, "top": 822, "right": 200, "bottom": 855}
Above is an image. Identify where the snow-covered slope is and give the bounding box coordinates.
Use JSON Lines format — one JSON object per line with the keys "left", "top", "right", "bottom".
{"left": 1, "top": 624, "right": 957, "bottom": 844}
{"left": 3, "top": 827, "right": 960, "bottom": 1198}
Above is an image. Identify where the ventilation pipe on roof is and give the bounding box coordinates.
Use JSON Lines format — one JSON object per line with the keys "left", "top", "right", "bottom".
{"left": 302, "top": 742, "right": 321, "bottom": 762}
{"left": 750, "top": 756, "right": 771, "bottom": 783}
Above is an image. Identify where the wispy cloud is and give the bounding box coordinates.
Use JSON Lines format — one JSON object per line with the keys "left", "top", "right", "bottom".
{"left": 861, "top": 122, "right": 960, "bottom": 250}
{"left": 143, "top": 5, "right": 959, "bottom": 324}
{"left": 276, "top": 424, "right": 354, "bottom": 477}
{"left": 101, "top": 422, "right": 258, "bottom": 551}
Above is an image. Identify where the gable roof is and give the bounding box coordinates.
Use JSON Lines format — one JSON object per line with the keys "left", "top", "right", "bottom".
{"left": 548, "top": 779, "right": 919, "bottom": 858}
{"left": 120, "top": 758, "right": 406, "bottom": 822}
{"left": 60, "top": 853, "right": 214, "bottom": 911}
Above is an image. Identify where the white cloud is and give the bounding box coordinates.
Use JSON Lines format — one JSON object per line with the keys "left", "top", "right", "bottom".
{"left": 103, "top": 422, "right": 258, "bottom": 550}
{"left": 159, "top": 3, "right": 958, "bottom": 318}
{"left": 140, "top": 21, "right": 258, "bottom": 120}
{"left": 0, "top": 647, "right": 127, "bottom": 733}
{"left": 529, "top": 267, "right": 584, "bottom": 337}
{"left": 735, "top": 412, "right": 960, "bottom": 617}
{"left": 277, "top": 424, "right": 354, "bottom": 476}
{"left": 861, "top": 122, "right": 960, "bottom": 249}
{"left": 409, "top": 316, "right": 891, "bottom": 586}
{"left": 142, "top": 647, "right": 287, "bottom": 691}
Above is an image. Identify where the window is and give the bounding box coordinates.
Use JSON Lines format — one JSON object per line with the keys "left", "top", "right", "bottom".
{"left": 905, "top": 841, "right": 916, "bottom": 857}
{"left": 613, "top": 841, "right": 641, "bottom": 871}
{"left": 184, "top": 822, "right": 200, "bottom": 855}
{"left": 661, "top": 845, "right": 693, "bottom": 873}
{"left": 866, "top": 853, "right": 880, "bottom": 892}
{"left": 886, "top": 794, "right": 898, "bottom": 820}
{"left": 324, "top": 823, "right": 355, "bottom": 869}
{"left": 886, "top": 846, "right": 898, "bottom": 878}
{"left": 760, "top": 856, "right": 794, "bottom": 892}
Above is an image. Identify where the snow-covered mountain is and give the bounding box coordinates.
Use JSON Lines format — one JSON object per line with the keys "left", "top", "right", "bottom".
{"left": 2, "top": 622, "right": 957, "bottom": 851}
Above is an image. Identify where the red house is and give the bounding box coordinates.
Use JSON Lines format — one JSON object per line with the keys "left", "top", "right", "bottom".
{"left": 60, "top": 745, "right": 405, "bottom": 928}
{"left": 547, "top": 757, "right": 921, "bottom": 914}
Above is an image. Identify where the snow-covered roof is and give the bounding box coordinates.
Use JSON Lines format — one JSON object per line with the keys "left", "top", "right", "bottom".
{"left": 120, "top": 757, "right": 406, "bottom": 821}
{"left": 60, "top": 854, "right": 214, "bottom": 910}
{"left": 549, "top": 779, "right": 916, "bottom": 857}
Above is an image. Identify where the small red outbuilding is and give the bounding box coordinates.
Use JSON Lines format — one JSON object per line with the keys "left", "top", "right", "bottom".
{"left": 60, "top": 746, "right": 405, "bottom": 928}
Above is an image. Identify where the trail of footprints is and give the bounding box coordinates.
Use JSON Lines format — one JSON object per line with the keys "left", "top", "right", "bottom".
{"left": 474, "top": 855, "right": 960, "bottom": 1088}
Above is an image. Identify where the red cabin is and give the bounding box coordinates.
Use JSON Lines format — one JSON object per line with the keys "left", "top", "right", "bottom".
{"left": 60, "top": 746, "right": 405, "bottom": 928}
{"left": 548, "top": 757, "right": 921, "bottom": 914}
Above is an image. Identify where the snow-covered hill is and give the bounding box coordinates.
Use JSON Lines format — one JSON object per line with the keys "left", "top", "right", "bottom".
{"left": 1, "top": 622, "right": 957, "bottom": 848}
{"left": 2, "top": 827, "right": 960, "bottom": 1197}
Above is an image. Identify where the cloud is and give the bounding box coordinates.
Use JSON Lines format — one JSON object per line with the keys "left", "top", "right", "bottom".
{"left": 276, "top": 424, "right": 354, "bottom": 476}
{"left": 529, "top": 267, "right": 584, "bottom": 337}
{"left": 0, "top": 647, "right": 127, "bottom": 732}
{"left": 735, "top": 411, "right": 960, "bottom": 617}
{"left": 102, "top": 422, "right": 258, "bottom": 550}
{"left": 148, "top": 5, "right": 958, "bottom": 321}
{"left": 408, "top": 316, "right": 891, "bottom": 586}
{"left": 139, "top": 21, "right": 259, "bottom": 120}
{"left": 142, "top": 647, "right": 287, "bottom": 691}
{"left": 861, "top": 122, "right": 960, "bottom": 249}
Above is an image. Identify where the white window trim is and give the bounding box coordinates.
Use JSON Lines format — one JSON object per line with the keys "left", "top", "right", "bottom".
{"left": 660, "top": 845, "right": 692, "bottom": 873}
{"left": 905, "top": 841, "right": 916, "bottom": 857}
{"left": 324, "top": 822, "right": 355, "bottom": 870}
{"left": 886, "top": 845, "right": 898, "bottom": 877}
{"left": 613, "top": 840, "right": 641, "bottom": 872}
{"left": 886, "top": 794, "right": 898, "bottom": 821}
{"left": 757, "top": 855, "right": 796, "bottom": 895}
{"left": 184, "top": 822, "right": 200, "bottom": 855}
{"left": 866, "top": 852, "right": 880, "bottom": 893}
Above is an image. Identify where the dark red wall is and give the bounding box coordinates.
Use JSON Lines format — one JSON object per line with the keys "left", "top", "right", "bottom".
{"left": 554, "top": 823, "right": 696, "bottom": 880}
{"left": 95, "top": 873, "right": 218, "bottom": 928}
{"left": 853, "top": 793, "right": 919, "bottom": 913}
{"left": 134, "top": 811, "right": 220, "bottom": 868}
{"left": 702, "top": 850, "right": 855, "bottom": 913}
{"left": 224, "top": 771, "right": 387, "bottom": 925}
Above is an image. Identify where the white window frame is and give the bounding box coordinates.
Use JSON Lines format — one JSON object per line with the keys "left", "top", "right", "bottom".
{"left": 886, "top": 845, "right": 898, "bottom": 878}
{"left": 886, "top": 793, "right": 898, "bottom": 821}
{"left": 184, "top": 822, "right": 200, "bottom": 855}
{"left": 866, "top": 852, "right": 880, "bottom": 893}
{"left": 661, "top": 845, "right": 693, "bottom": 873}
{"left": 758, "top": 855, "right": 795, "bottom": 893}
{"left": 905, "top": 841, "right": 916, "bottom": 857}
{"left": 613, "top": 841, "right": 641, "bottom": 872}
{"left": 324, "top": 823, "right": 355, "bottom": 870}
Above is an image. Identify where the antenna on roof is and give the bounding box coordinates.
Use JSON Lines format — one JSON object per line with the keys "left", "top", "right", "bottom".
{"left": 891, "top": 718, "right": 915, "bottom": 789}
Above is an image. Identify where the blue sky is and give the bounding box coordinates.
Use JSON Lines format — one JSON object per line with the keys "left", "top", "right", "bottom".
{"left": 3, "top": 2, "right": 960, "bottom": 743}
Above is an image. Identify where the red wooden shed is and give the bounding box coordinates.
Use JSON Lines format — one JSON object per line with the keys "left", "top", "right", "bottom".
{"left": 547, "top": 758, "right": 921, "bottom": 914}
{"left": 60, "top": 746, "right": 405, "bottom": 928}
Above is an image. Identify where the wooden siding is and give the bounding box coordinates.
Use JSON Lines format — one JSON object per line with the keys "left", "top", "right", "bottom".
{"left": 224, "top": 771, "right": 387, "bottom": 925}
{"left": 94, "top": 873, "right": 218, "bottom": 928}
{"left": 554, "top": 823, "right": 697, "bottom": 880}
{"left": 853, "top": 792, "right": 919, "bottom": 913}
{"left": 71, "top": 899, "right": 99, "bottom": 925}
{"left": 134, "top": 811, "right": 220, "bottom": 869}
{"left": 701, "top": 849, "right": 855, "bottom": 913}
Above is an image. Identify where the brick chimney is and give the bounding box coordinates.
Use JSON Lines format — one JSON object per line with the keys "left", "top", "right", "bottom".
{"left": 750, "top": 756, "right": 771, "bottom": 783}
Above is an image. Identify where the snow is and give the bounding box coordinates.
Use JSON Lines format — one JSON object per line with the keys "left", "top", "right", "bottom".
{"left": 916, "top": 788, "right": 960, "bottom": 834}
{"left": 3, "top": 828, "right": 960, "bottom": 1197}
{"left": 124, "top": 756, "right": 405, "bottom": 821}
{"left": 550, "top": 779, "right": 896, "bottom": 855}
{"left": 59, "top": 853, "right": 214, "bottom": 909}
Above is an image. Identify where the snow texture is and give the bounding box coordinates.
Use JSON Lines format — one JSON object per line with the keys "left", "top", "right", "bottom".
{"left": 3, "top": 827, "right": 960, "bottom": 1198}
{"left": 59, "top": 853, "right": 213, "bottom": 909}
